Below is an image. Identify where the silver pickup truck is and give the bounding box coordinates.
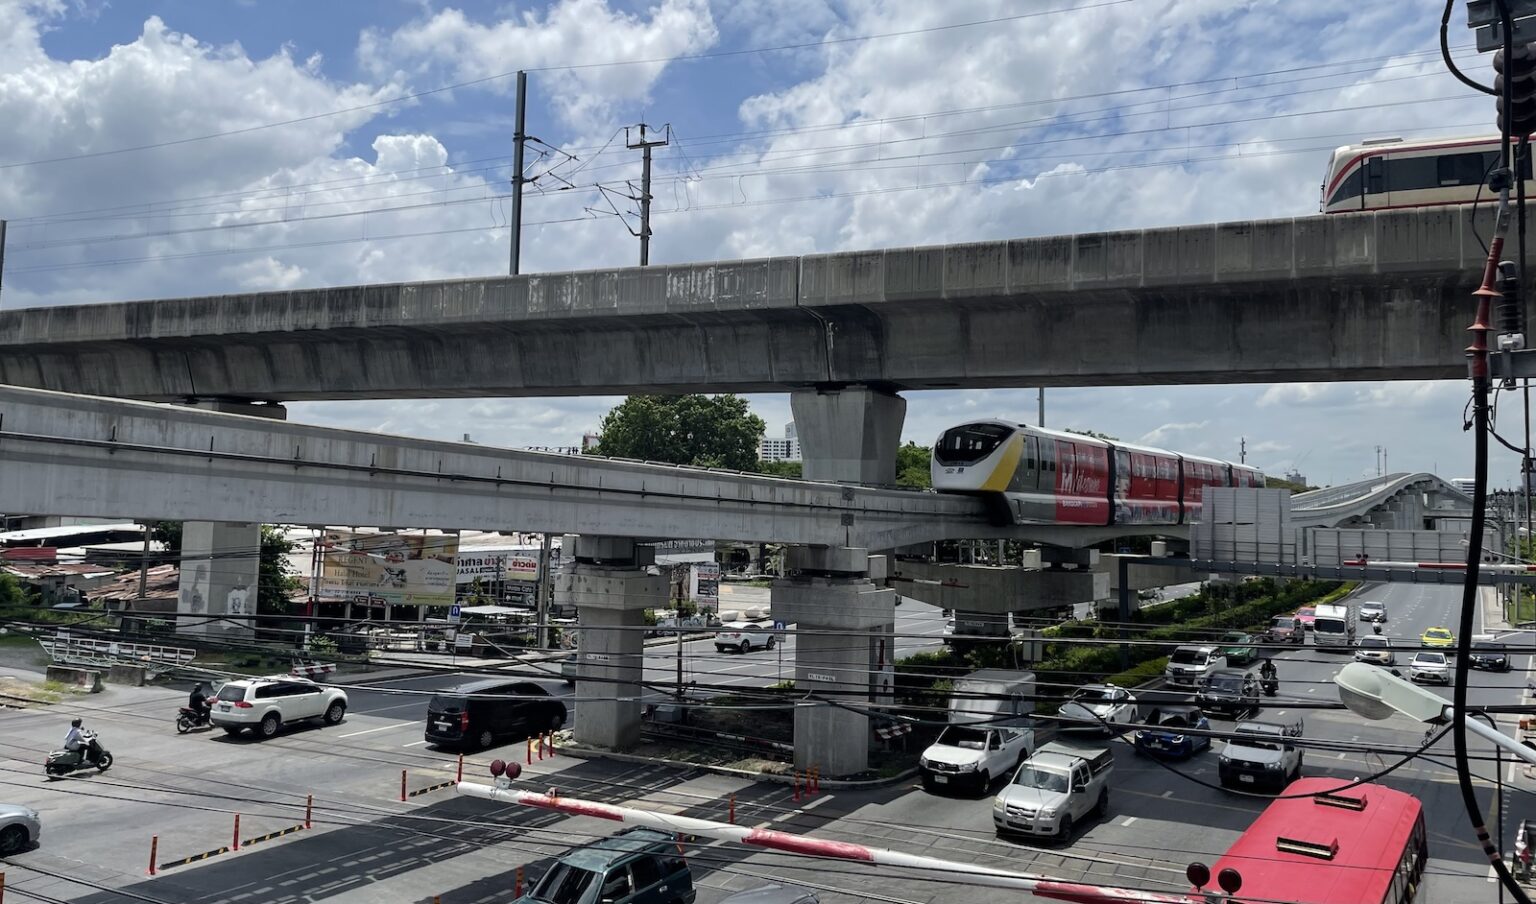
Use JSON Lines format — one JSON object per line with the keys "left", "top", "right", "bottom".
{"left": 992, "top": 742, "right": 1114, "bottom": 841}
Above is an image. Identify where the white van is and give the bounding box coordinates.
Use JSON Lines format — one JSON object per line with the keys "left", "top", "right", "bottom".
{"left": 1312, "top": 603, "right": 1356, "bottom": 648}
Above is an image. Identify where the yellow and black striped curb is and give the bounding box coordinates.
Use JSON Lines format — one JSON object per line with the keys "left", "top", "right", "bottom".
{"left": 157, "top": 823, "right": 307, "bottom": 870}
{"left": 407, "top": 779, "right": 455, "bottom": 798}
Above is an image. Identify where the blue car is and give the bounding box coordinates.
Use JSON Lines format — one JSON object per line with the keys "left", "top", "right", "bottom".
{"left": 1132, "top": 705, "right": 1211, "bottom": 759}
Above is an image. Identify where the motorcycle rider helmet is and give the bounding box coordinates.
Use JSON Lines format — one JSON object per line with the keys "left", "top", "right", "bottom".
{"left": 70, "top": 718, "right": 82, "bottom": 728}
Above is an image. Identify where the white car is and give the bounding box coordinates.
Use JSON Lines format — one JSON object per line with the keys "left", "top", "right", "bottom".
{"left": 715, "top": 622, "right": 778, "bottom": 654}
{"left": 210, "top": 676, "right": 349, "bottom": 738}
{"left": 1355, "top": 635, "right": 1395, "bottom": 666}
{"left": 0, "top": 802, "right": 41, "bottom": 854}
{"left": 1359, "top": 600, "right": 1387, "bottom": 622}
{"left": 1409, "top": 651, "right": 1450, "bottom": 684}
{"left": 1057, "top": 684, "right": 1137, "bottom": 734}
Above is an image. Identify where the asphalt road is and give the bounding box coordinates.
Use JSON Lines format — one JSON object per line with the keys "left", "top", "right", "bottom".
{"left": 0, "top": 580, "right": 1529, "bottom": 903}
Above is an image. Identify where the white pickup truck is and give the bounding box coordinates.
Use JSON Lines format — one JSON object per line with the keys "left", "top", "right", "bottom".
{"left": 992, "top": 742, "right": 1114, "bottom": 841}
{"left": 919, "top": 724, "right": 1035, "bottom": 795}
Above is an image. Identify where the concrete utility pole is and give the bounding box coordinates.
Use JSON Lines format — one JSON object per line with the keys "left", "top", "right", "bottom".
{"left": 1240, "top": 436, "right": 1247, "bottom": 464}
{"left": 509, "top": 71, "right": 528, "bottom": 276}
{"left": 535, "top": 532, "right": 551, "bottom": 648}
{"left": 626, "top": 124, "right": 670, "bottom": 266}
{"left": 0, "top": 218, "right": 8, "bottom": 305}
{"left": 1037, "top": 388, "right": 1045, "bottom": 426}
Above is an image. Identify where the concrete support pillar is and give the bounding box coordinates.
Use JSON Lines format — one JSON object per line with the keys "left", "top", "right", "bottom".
{"left": 771, "top": 547, "right": 895, "bottom": 777}
{"left": 791, "top": 387, "right": 906, "bottom": 486}
{"left": 560, "top": 536, "right": 666, "bottom": 751}
{"left": 176, "top": 400, "right": 287, "bottom": 639}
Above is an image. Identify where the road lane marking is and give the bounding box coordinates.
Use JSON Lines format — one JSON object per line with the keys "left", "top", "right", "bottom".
{"left": 1161, "top": 790, "right": 1173, "bottom": 798}
{"left": 402, "top": 739, "right": 429, "bottom": 747}
{"left": 1120, "top": 816, "right": 1138, "bottom": 827}
{"left": 338, "top": 722, "right": 411, "bottom": 738}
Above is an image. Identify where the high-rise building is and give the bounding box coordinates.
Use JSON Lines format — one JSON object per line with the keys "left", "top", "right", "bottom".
{"left": 758, "top": 421, "right": 801, "bottom": 462}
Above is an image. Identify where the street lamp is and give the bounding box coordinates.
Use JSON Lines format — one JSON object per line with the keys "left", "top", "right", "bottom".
{"left": 1334, "top": 663, "right": 1536, "bottom": 766}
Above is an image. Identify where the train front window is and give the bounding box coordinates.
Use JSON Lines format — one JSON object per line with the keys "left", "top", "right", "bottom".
{"left": 1327, "top": 168, "right": 1363, "bottom": 209}
{"left": 935, "top": 424, "right": 1012, "bottom": 465}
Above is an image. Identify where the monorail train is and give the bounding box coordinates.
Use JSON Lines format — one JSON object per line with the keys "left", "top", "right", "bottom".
{"left": 1321, "top": 134, "right": 1530, "bottom": 214}
{"left": 930, "top": 420, "right": 1263, "bottom": 527}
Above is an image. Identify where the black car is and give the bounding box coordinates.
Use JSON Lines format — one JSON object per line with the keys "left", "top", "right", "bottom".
{"left": 1197, "top": 668, "right": 1260, "bottom": 719}
{"left": 1469, "top": 641, "right": 1512, "bottom": 672}
{"left": 425, "top": 679, "right": 567, "bottom": 750}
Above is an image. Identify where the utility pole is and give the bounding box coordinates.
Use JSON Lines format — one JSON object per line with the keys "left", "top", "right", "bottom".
{"left": 0, "top": 218, "right": 8, "bottom": 306}
{"left": 626, "top": 123, "right": 670, "bottom": 266}
{"left": 136, "top": 521, "right": 155, "bottom": 614}
{"left": 1240, "top": 437, "right": 1247, "bottom": 464}
{"left": 509, "top": 71, "right": 528, "bottom": 276}
{"left": 535, "top": 532, "right": 551, "bottom": 648}
{"left": 1037, "top": 388, "right": 1045, "bottom": 426}
{"left": 1375, "top": 445, "right": 1383, "bottom": 477}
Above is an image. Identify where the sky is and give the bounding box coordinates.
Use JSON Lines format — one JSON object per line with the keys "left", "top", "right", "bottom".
{"left": 0, "top": 0, "right": 1519, "bottom": 488}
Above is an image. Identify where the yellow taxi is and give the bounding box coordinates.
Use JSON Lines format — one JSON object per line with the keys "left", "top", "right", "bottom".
{"left": 1420, "top": 626, "right": 1455, "bottom": 649}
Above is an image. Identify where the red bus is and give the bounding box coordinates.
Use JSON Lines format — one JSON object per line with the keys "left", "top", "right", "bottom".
{"left": 1031, "top": 778, "right": 1427, "bottom": 903}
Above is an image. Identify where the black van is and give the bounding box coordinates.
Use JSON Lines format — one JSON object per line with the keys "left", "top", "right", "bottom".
{"left": 425, "top": 679, "right": 567, "bottom": 750}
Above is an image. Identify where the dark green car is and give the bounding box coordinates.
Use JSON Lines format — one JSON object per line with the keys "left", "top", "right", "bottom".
{"left": 1217, "top": 631, "right": 1257, "bottom": 666}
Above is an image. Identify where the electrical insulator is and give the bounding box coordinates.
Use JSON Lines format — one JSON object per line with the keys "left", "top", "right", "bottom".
{"left": 1495, "top": 42, "right": 1536, "bottom": 137}
{"left": 1498, "top": 260, "right": 1524, "bottom": 338}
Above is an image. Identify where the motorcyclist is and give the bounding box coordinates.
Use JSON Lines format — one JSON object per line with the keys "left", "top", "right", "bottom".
{"left": 188, "top": 682, "right": 213, "bottom": 718}
{"left": 1259, "top": 658, "right": 1278, "bottom": 683}
{"left": 64, "top": 718, "right": 90, "bottom": 764}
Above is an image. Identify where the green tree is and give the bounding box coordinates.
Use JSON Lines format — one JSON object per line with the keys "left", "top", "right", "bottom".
{"left": 150, "top": 521, "right": 182, "bottom": 556}
{"left": 258, "top": 526, "right": 300, "bottom": 616}
{"left": 758, "top": 460, "right": 803, "bottom": 478}
{"left": 896, "top": 442, "right": 932, "bottom": 488}
{"left": 1065, "top": 428, "right": 1119, "bottom": 441}
{"left": 0, "top": 572, "right": 25, "bottom": 608}
{"left": 589, "top": 394, "right": 766, "bottom": 470}
{"left": 1265, "top": 476, "right": 1314, "bottom": 493}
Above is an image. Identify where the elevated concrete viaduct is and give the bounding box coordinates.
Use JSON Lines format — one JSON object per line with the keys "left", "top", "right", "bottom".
{"left": 0, "top": 205, "right": 1491, "bottom": 402}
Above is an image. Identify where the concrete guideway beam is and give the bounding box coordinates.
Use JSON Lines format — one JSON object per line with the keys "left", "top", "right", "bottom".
{"left": 559, "top": 537, "right": 667, "bottom": 751}
{"left": 771, "top": 547, "right": 895, "bottom": 776}
{"left": 791, "top": 387, "right": 906, "bottom": 486}
{"left": 889, "top": 559, "right": 1108, "bottom": 614}
{"left": 0, "top": 385, "right": 1001, "bottom": 548}
{"left": 1095, "top": 553, "right": 1197, "bottom": 593}
{"left": 0, "top": 206, "right": 1491, "bottom": 402}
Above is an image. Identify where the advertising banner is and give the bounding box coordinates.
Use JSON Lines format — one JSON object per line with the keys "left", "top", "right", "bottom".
{"left": 318, "top": 530, "right": 458, "bottom": 607}
{"left": 691, "top": 562, "right": 720, "bottom": 607}
{"left": 455, "top": 550, "right": 544, "bottom": 584}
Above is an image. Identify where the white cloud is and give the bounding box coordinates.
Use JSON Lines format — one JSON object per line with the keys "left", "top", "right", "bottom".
{"left": 357, "top": 0, "right": 719, "bottom": 129}
{"left": 1138, "top": 421, "right": 1211, "bottom": 447}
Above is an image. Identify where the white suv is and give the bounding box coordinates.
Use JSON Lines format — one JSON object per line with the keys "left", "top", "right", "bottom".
{"left": 715, "top": 622, "right": 779, "bottom": 654}
{"left": 210, "top": 676, "right": 348, "bottom": 739}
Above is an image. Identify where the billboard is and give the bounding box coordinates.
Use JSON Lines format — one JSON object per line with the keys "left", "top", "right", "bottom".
{"left": 317, "top": 530, "right": 458, "bottom": 607}
{"left": 455, "top": 549, "right": 544, "bottom": 584}
{"left": 690, "top": 562, "right": 720, "bottom": 607}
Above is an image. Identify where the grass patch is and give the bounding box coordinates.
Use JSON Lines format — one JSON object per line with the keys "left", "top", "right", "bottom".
{"left": 1514, "top": 593, "right": 1536, "bottom": 625}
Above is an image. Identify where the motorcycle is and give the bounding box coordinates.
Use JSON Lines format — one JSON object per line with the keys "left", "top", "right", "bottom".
{"left": 176, "top": 705, "right": 212, "bottom": 734}
{"left": 1261, "top": 676, "right": 1279, "bottom": 698}
{"left": 45, "top": 731, "right": 113, "bottom": 776}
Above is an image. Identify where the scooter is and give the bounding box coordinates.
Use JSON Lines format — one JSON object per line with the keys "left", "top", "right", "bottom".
{"left": 176, "top": 705, "right": 212, "bottom": 734}
{"left": 45, "top": 731, "right": 113, "bottom": 776}
{"left": 1261, "top": 676, "right": 1279, "bottom": 698}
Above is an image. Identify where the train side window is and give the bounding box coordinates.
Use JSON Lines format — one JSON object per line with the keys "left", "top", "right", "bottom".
{"left": 1385, "top": 155, "right": 1435, "bottom": 192}
{"left": 1328, "top": 167, "right": 1363, "bottom": 208}
{"left": 1437, "top": 152, "right": 1489, "bottom": 187}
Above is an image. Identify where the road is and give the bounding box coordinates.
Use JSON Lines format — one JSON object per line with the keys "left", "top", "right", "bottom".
{"left": 0, "top": 580, "right": 1527, "bottom": 903}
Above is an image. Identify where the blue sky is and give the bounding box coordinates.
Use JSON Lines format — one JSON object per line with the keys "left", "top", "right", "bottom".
{"left": 0, "top": 0, "right": 1515, "bottom": 488}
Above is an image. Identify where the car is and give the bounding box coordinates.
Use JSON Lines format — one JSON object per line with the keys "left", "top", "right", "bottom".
{"left": 1354, "top": 634, "right": 1396, "bottom": 666}
{"left": 715, "top": 622, "right": 778, "bottom": 654}
{"left": 0, "top": 802, "right": 41, "bottom": 854}
{"left": 1057, "top": 684, "right": 1137, "bottom": 734}
{"left": 1164, "top": 645, "right": 1227, "bottom": 689}
{"left": 1217, "top": 631, "right": 1258, "bottom": 666}
{"left": 521, "top": 826, "right": 696, "bottom": 904}
{"left": 1421, "top": 626, "right": 1456, "bottom": 650}
{"left": 1410, "top": 651, "right": 1451, "bottom": 684}
{"left": 1262, "top": 615, "right": 1304, "bottom": 645}
{"left": 210, "top": 676, "right": 348, "bottom": 739}
{"left": 1218, "top": 717, "right": 1304, "bottom": 792}
{"left": 1469, "top": 640, "right": 1512, "bottom": 672}
{"left": 1359, "top": 600, "right": 1388, "bottom": 622}
{"left": 1294, "top": 607, "right": 1317, "bottom": 631}
{"left": 1132, "top": 705, "right": 1212, "bottom": 759}
{"left": 426, "top": 679, "right": 567, "bottom": 750}
{"left": 1197, "top": 668, "right": 1261, "bottom": 719}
